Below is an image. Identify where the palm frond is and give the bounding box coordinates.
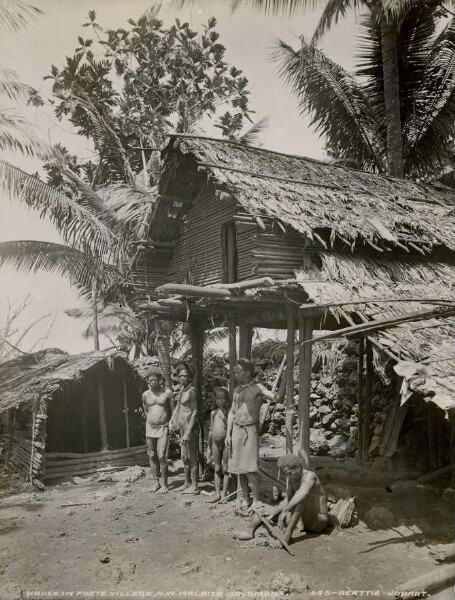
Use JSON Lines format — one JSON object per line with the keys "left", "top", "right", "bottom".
{"left": 232, "top": 0, "right": 317, "bottom": 16}
{"left": 81, "top": 303, "right": 145, "bottom": 340}
{"left": 99, "top": 183, "right": 158, "bottom": 240}
{"left": 66, "top": 91, "right": 136, "bottom": 186}
{"left": 0, "top": 68, "right": 34, "bottom": 101}
{"left": 405, "top": 16, "right": 455, "bottom": 175}
{"left": 272, "top": 38, "right": 384, "bottom": 171}
{"left": 252, "top": 339, "right": 287, "bottom": 364}
{"left": 0, "top": 240, "right": 119, "bottom": 299}
{"left": 0, "top": 0, "right": 42, "bottom": 31}
{"left": 238, "top": 116, "right": 270, "bottom": 147}
{"left": 0, "top": 107, "right": 52, "bottom": 157}
{"left": 312, "top": 0, "right": 363, "bottom": 43}
{"left": 0, "top": 160, "right": 119, "bottom": 259}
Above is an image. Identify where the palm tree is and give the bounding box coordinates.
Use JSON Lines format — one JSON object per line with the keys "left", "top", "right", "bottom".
{"left": 228, "top": 0, "right": 454, "bottom": 177}
{"left": 272, "top": 10, "right": 455, "bottom": 179}
{"left": 0, "top": 0, "right": 41, "bottom": 32}
{"left": 0, "top": 154, "right": 154, "bottom": 351}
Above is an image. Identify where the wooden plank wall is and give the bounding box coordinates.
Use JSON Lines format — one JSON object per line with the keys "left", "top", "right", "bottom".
{"left": 131, "top": 250, "right": 173, "bottom": 300}
{"left": 166, "top": 190, "right": 238, "bottom": 286}
{"left": 0, "top": 408, "right": 42, "bottom": 480}
{"left": 235, "top": 215, "right": 305, "bottom": 281}
{"left": 44, "top": 445, "right": 149, "bottom": 481}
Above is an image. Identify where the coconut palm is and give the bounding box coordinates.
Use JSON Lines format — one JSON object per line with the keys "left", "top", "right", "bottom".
{"left": 272, "top": 10, "right": 455, "bottom": 179}
{"left": 225, "top": 0, "right": 454, "bottom": 177}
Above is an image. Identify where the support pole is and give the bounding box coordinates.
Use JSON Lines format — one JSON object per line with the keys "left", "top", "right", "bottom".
{"left": 82, "top": 392, "right": 89, "bottom": 453}
{"left": 357, "top": 337, "right": 365, "bottom": 462}
{"left": 428, "top": 402, "right": 438, "bottom": 472}
{"left": 298, "top": 313, "right": 312, "bottom": 468}
{"left": 122, "top": 378, "right": 130, "bottom": 449}
{"left": 98, "top": 375, "right": 108, "bottom": 451}
{"left": 228, "top": 319, "right": 237, "bottom": 400}
{"left": 189, "top": 317, "right": 205, "bottom": 472}
{"left": 155, "top": 319, "right": 172, "bottom": 389}
{"left": 285, "top": 307, "right": 295, "bottom": 454}
{"left": 363, "top": 339, "right": 373, "bottom": 458}
{"left": 239, "top": 322, "right": 253, "bottom": 359}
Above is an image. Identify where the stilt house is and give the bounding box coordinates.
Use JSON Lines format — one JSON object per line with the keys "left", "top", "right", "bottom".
{"left": 132, "top": 134, "right": 454, "bottom": 472}
{"left": 0, "top": 348, "right": 147, "bottom": 486}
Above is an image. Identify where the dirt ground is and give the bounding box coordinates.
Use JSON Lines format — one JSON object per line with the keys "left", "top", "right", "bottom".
{"left": 0, "top": 460, "right": 453, "bottom": 600}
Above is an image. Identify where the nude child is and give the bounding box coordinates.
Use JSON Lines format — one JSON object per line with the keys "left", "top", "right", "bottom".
{"left": 142, "top": 368, "right": 173, "bottom": 493}
{"left": 206, "top": 387, "right": 231, "bottom": 503}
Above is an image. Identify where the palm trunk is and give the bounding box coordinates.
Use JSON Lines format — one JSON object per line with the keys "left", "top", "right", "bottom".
{"left": 155, "top": 319, "right": 171, "bottom": 388}
{"left": 381, "top": 15, "right": 404, "bottom": 178}
{"left": 91, "top": 278, "right": 100, "bottom": 351}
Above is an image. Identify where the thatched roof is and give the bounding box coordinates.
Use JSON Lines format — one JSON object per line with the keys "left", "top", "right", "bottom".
{"left": 0, "top": 348, "right": 137, "bottom": 414}
{"left": 293, "top": 252, "right": 455, "bottom": 414}
{"left": 165, "top": 135, "right": 454, "bottom": 252}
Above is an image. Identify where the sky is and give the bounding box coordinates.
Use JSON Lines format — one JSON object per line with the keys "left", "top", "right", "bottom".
{"left": 0, "top": 0, "right": 357, "bottom": 355}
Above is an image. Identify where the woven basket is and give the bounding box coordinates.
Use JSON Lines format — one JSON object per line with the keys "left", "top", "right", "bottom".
{"left": 329, "top": 497, "right": 356, "bottom": 528}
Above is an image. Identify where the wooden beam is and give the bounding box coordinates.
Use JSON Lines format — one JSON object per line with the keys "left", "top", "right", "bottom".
{"left": 285, "top": 307, "right": 296, "bottom": 454}
{"left": 357, "top": 337, "right": 365, "bottom": 462}
{"left": 301, "top": 306, "right": 455, "bottom": 345}
{"left": 157, "top": 283, "right": 232, "bottom": 298}
{"left": 214, "top": 277, "right": 275, "bottom": 291}
{"left": 298, "top": 314, "right": 312, "bottom": 468}
{"left": 238, "top": 321, "right": 253, "bottom": 359}
{"left": 97, "top": 376, "right": 108, "bottom": 451}
{"left": 122, "top": 378, "right": 130, "bottom": 450}
{"left": 130, "top": 239, "right": 176, "bottom": 249}
{"left": 363, "top": 339, "right": 373, "bottom": 458}
{"left": 228, "top": 319, "right": 237, "bottom": 400}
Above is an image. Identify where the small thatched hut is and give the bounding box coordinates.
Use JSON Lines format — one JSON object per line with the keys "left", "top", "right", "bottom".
{"left": 0, "top": 348, "right": 147, "bottom": 486}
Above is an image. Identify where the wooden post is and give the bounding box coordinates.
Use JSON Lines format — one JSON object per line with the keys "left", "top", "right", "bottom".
{"left": 298, "top": 313, "right": 312, "bottom": 468}
{"left": 357, "top": 337, "right": 365, "bottom": 462}
{"left": 189, "top": 317, "right": 205, "bottom": 473}
{"left": 155, "top": 319, "right": 172, "bottom": 389}
{"left": 97, "top": 375, "right": 108, "bottom": 451}
{"left": 228, "top": 318, "right": 237, "bottom": 400}
{"left": 122, "top": 378, "right": 130, "bottom": 449}
{"left": 91, "top": 278, "right": 100, "bottom": 351}
{"left": 285, "top": 307, "right": 295, "bottom": 454}
{"left": 428, "top": 402, "right": 438, "bottom": 472}
{"left": 239, "top": 321, "right": 253, "bottom": 359}
{"left": 82, "top": 392, "right": 89, "bottom": 453}
{"left": 363, "top": 339, "right": 373, "bottom": 458}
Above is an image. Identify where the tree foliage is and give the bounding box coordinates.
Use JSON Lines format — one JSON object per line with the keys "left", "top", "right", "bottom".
{"left": 43, "top": 8, "right": 254, "bottom": 186}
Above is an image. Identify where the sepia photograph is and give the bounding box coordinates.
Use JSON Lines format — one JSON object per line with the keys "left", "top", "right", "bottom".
{"left": 0, "top": 0, "right": 454, "bottom": 598}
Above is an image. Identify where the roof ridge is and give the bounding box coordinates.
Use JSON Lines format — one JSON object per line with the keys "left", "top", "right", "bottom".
{"left": 167, "top": 133, "right": 411, "bottom": 182}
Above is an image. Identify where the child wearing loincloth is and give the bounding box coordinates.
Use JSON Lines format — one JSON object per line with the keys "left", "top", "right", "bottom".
{"left": 206, "top": 386, "right": 232, "bottom": 503}
{"left": 232, "top": 454, "right": 328, "bottom": 546}
{"left": 142, "top": 367, "right": 173, "bottom": 493}
{"left": 226, "top": 359, "right": 275, "bottom": 509}
{"left": 170, "top": 364, "right": 199, "bottom": 494}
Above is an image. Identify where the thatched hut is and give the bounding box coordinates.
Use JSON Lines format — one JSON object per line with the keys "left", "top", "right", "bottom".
{"left": 0, "top": 348, "right": 147, "bottom": 486}
{"left": 131, "top": 134, "right": 454, "bottom": 474}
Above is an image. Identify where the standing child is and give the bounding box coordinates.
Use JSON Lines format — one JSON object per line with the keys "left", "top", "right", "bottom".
{"left": 207, "top": 386, "right": 231, "bottom": 503}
